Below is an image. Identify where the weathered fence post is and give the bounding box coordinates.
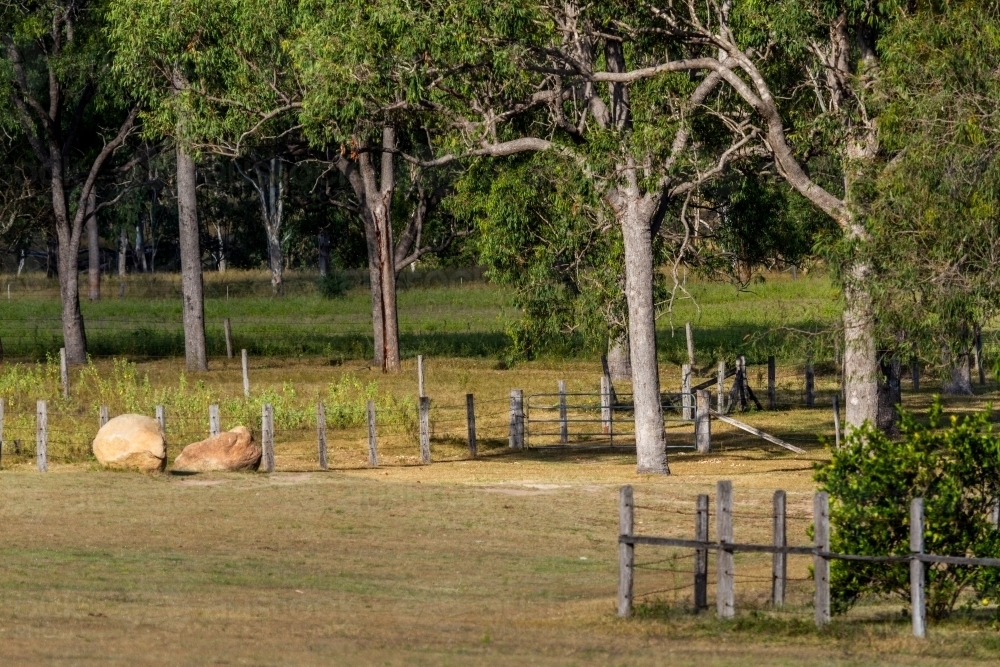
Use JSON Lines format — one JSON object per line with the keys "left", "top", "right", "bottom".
{"left": 833, "top": 396, "right": 841, "bottom": 449}
{"left": 558, "top": 380, "right": 568, "bottom": 443}
{"left": 509, "top": 389, "right": 524, "bottom": 449}
{"left": 682, "top": 364, "right": 692, "bottom": 420}
{"left": 36, "top": 399, "right": 47, "bottom": 472}
{"left": 767, "top": 356, "right": 776, "bottom": 410}
{"left": 772, "top": 490, "right": 787, "bottom": 607}
{"left": 600, "top": 375, "right": 612, "bottom": 435}
{"left": 805, "top": 361, "right": 815, "bottom": 408}
{"left": 156, "top": 405, "right": 165, "bottom": 438}
{"left": 241, "top": 349, "right": 250, "bottom": 398}
{"left": 694, "top": 493, "right": 709, "bottom": 612}
{"left": 209, "top": 404, "right": 220, "bottom": 438}
{"left": 59, "top": 347, "right": 69, "bottom": 398}
{"left": 717, "top": 480, "right": 735, "bottom": 619}
{"left": 224, "top": 318, "right": 233, "bottom": 359}
{"left": 618, "top": 485, "right": 634, "bottom": 618}
{"left": 911, "top": 356, "right": 920, "bottom": 391}
{"left": 695, "top": 389, "right": 711, "bottom": 454}
{"left": 261, "top": 403, "right": 275, "bottom": 472}
{"left": 366, "top": 400, "right": 378, "bottom": 467}
{"left": 911, "top": 497, "right": 926, "bottom": 638}
{"left": 466, "top": 393, "right": 477, "bottom": 457}
{"left": 317, "top": 402, "right": 328, "bottom": 471}
{"left": 100, "top": 405, "right": 110, "bottom": 429}
{"left": 419, "top": 397, "right": 431, "bottom": 464}
{"left": 814, "top": 491, "right": 831, "bottom": 626}
{"left": 417, "top": 355, "right": 425, "bottom": 398}
{"left": 717, "top": 361, "right": 726, "bottom": 412}
{"left": 685, "top": 321, "right": 695, "bottom": 366}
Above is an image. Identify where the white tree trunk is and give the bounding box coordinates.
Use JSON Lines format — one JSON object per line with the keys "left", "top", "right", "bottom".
{"left": 842, "top": 264, "right": 878, "bottom": 429}
{"left": 177, "top": 146, "right": 208, "bottom": 371}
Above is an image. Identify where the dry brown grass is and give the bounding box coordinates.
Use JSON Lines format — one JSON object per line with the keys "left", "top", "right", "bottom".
{"left": 1, "top": 358, "right": 999, "bottom": 665}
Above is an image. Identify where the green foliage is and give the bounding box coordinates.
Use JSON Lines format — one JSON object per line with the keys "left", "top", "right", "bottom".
{"left": 815, "top": 401, "right": 1000, "bottom": 618}
{"left": 317, "top": 265, "right": 351, "bottom": 299}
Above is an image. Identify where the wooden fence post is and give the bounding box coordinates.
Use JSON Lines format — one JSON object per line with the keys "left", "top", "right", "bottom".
{"left": 772, "top": 490, "right": 787, "bottom": 607}
{"left": 509, "top": 389, "right": 524, "bottom": 449}
{"left": 418, "top": 355, "right": 425, "bottom": 398}
{"left": 366, "top": 400, "right": 378, "bottom": 467}
{"left": 600, "top": 375, "right": 612, "bottom": 435}
{"left": 682, "top": 364, "right": 692, "bottom": 420}
{"left": 805, "top": 361, "right": 815, "bottom": 408}
{"left": 59, "top": 347, "right": 69, "bottom": 398}
{"left": 224, "top": 318, "right": 233, "bottom": 359}
{"left": 695, "top": 390, "right": 711, "bottom": 454}
{"left": 911, "top": 497, "right": 926, "bottom": 638}
{"left": 694, "top": 493, "right": 709, "bottom": 612}
{"left": 465, "top": 393, "right": 477, "bottom": 457}
{"left": 261, "top": 403, "right": 275, "bottom": 472}
{"left": 100, "top": 405, "right": 110, "bottom": 428}
{"left": 911, "top": 356, "right": 920, "bottom": 392}
{"left": 419, "top": 397, "right": 431, "bottom": 464}
{"left": 814, "top": 491, "right": 831, "bottom": 626}
{"left": 156, "top": 405, "right": 165, "bottom": 436}
{"left": 36, "top": 399, "right": 47, "bottom": 473}
{"left": 717, "top": 480, "right": 735, "bottom": 619}
{"left": 767, "top": 356, "right": 776, "bottom": 410}
{"left": 833, "top": 396, "right": 841, "bottom": 449}
{"left": 558, "top": 380, "right": 568, "bottom": 443}
{"left": 686, "top": 321, "right": 695, "bottom": 366}
{"left": 317, "top": 402, "right": 328, "bottom": 471}
{"left": 717, "top": 361, "right": 726, "bottom": 412}
{"left": 241, "top": 349, "right": 250, "bottom": 398}
{"left": 618, "top": 485, "right": 634, "bottom": 618}
{"left": 209, "top": 404, "right": 220, "bottom": 438}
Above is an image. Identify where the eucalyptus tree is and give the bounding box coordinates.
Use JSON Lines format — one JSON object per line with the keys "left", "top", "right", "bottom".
{"left": 1, "top": 0, "right": 139, "bottom": 364}
{"left": 292, "top": 0, "right": 760, "bottom": 472}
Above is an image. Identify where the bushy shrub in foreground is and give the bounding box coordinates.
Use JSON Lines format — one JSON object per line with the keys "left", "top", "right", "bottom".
{"left": 815, "top": 400, "right": 1000, "bottom": 618}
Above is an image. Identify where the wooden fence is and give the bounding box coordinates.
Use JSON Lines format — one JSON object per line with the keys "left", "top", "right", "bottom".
{"left": 618, "top": 481, "right": 1000, "bottom": 638}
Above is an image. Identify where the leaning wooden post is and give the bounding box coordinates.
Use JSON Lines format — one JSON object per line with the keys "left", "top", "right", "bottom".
{"left": 716, "top": 480, "right": 735, "bottom": 619}
{"left": 317, "top": 402, "right": 328, "bottom": 471}
{"left": 209, "top": 404, "right": 220, "bottom": 438}
{"left": 366, "top": 400, "right": 378, "bottom": 467}
{"left": 695, "top": 389, "right": 711, "bottom": 454}
{"left": 767, "top": 356, "right": 776, "bottom": 410}
{"left": 685, "top": 321, "right": 695, "bottom": 366}
{"left": 417, "top": 355, "right": 425, "bottom": 398}
{"left": 617, "top": 485, "right": 635, "bottom": 618}
{"left": 261, "top": 403, "right": 275, "bottom": 472}
{"left": 509, "top": 389, "right": 524, "bottom": 449}
{"left": 558, "top": 380, "right": 568, "bottom": 444}
{"left": 100, "top": 405, "right": 110, "bottom": 428}
{"left": 466, "top": 393, "right": 477, "bottom": 457}
{"left": 911, "top": 497, "right": 926, "bottom": 638}
{"left": 694, "top": 493, "right": 709, "bottom": 612}
{"left": 36, "top": 399, "right": 48, "bottom": 472}
{"left": 772, "top": 490, "right": 787, "bottom": 607}
{"left": 241, "top": 349, "right": 250, "bottom": 398}
{"left": 419, "top": 396, "right": 431, "bottom": 464}
{"left": 681, "top": 363, "right": 692, "bottom": 420}
{"left": 600, "top": 375, "right": 612, "bottom": 435}
{"left": 717, "top": 361, "right": 726, "bottom": 412}
{"left": 59, "top": 347, "right": 69, "bottom": 398}
{"left": 805, "top": 361, "right": 815, "bottom": 408}
{"left": 223, "top": 318, "right": 234, "bottom": 359}
{"left": 814, "top": 491, "right": 831, "bottom": 626}
{"left": 832, "top": 396, "right": 841, "bottom": 449}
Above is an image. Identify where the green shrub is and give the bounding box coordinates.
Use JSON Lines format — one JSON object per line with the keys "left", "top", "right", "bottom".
{"left": 318, "top": 266, "right": 351, "bottom": 299}
{"left": 815, "top": 399, "right": 1000, "bottom": 619}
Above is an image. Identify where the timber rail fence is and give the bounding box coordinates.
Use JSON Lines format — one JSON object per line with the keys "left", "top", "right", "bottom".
{"left": 618, "top": 482, "right": 1000, "bottom": 638}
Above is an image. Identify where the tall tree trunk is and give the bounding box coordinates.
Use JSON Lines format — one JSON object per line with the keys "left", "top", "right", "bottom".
{"left": 365, "top": 216, "right": 386, "bottom": 368}
{"left": 51, "top": 183, "right": 87, "bottom": 364}
{"left": 612, "top": 185, "right": 669, "bottom": 474}
{"left": 264, "top": 158, "right": 285, "bottom": 296}
{"left": 118, "top": 227, "right": 127, "bottom": 277}
{"left": 86, "top": 190, "right": 100, "bottom": 301}
{"left": 177, "top": 146, "right": 208, "bottom": 371}
{"left": 876, "top": 350, "right": 901, "bottom": 434}
{"left": 842, "top": 263, "right": 879, "bottom": 430}
{"left": 318, "top": 230, "right": 331, "bottom": 277}
{"left": 135, "top": 224, "right": 148, "bottom": 272}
